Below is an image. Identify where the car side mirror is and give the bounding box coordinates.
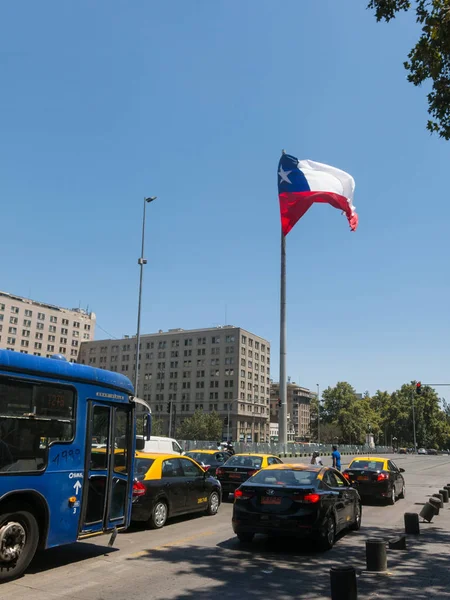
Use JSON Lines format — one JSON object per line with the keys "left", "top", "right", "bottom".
{"left": 399, "top": 468, "right": 405, "bottom": 473}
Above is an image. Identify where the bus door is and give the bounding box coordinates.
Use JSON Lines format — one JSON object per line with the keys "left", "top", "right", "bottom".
{"left": 80, "top": 401, "right": 133, "bottom": 535}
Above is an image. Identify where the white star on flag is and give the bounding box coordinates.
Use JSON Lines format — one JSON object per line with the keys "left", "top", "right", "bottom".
{"left": 278, "top": 165, "right": 292, "bottom": 185}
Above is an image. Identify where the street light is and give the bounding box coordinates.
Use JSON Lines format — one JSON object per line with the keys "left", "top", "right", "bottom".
{"left": 316, "top": 383, "right": 320, "bottom": 445}
{"left": 134, "top": 196, "right": 157, "bottom": 396}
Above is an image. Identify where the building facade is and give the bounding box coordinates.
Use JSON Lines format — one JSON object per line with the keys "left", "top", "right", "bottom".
{"left": 0, "top": 291, "right": 95, "bottom": 362}
{"left": 270, "top": 381, "right": 314, "bottom": 441}
{"left": 79, "top": 326, "right": 271, "bottom": 442}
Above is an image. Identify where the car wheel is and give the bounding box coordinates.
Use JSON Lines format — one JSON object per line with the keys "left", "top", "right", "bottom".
{"left": 206, "top": 491, "right": 220, "bottom": 515}
{"left": 350, "top": 502, "right": 362, "bottom": 531}
{"left": 237, "top": 532, "right": 254, "bottom": 543}
{"left": 388, "top": 486, "right": 396, "bottom": 505}
{"left": 148, "top": 500, "right": 168, "bottom": 529}
{"left": 317, "top": 515, "right": 335, "bottom": 551}
{"left": 0, "top": 508, "right": 39, "bottom": 582}
{"left": 399, "top": 484, "right": 406, "bottom": 499}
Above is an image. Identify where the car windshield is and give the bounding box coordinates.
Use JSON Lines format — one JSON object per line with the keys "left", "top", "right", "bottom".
{"left": 225, "top": 455, "right": 263, "bottom": 469}
{"left": 250, "top": 469, "right": 318, "bottom": 486}
{"left": 185, "top": 452, "right": 211, "bottom": 464}
{"left": 350, "top": 460, "right": 384, "bottom": 471}
{"left": 134, "top": 458, "right": 155, "bottom": 480}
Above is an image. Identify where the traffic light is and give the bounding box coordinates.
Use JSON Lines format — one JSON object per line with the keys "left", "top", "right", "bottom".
{"left": 167, "top": 402, "right": 172, "bottom": 413}
{"left": 416, "top": 382, "right": 422, "bottom": 395}
{"left": 278, "top": 398, "right": 282, "bottom": 408}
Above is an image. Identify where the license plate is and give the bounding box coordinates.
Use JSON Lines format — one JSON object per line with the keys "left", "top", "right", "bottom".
{"left": 229, "top": 474, "right": 241, "bottom": 479}
{"left": 261, "top": 496, "right": 281, "bottom": 505}
{"left": 357, "top": 476, "right": 369, "bottom": 481}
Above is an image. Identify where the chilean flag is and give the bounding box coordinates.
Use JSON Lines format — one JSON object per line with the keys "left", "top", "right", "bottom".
{"left": 278, "top": 153, "right": 358, "bottom": 236}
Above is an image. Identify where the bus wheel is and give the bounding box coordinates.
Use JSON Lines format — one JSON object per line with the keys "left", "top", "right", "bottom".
{"left": 0, "top": 508, "right": 39, "bottom": 582}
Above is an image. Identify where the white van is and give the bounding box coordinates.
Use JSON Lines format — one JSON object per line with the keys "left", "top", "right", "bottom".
{"left": 136, "top": 435, "right": 183, "bottom": 455}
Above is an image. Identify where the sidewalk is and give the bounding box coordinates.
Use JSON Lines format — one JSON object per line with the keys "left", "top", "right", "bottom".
{"left": 355, "top": 504, "right": 450, "bottom": 598}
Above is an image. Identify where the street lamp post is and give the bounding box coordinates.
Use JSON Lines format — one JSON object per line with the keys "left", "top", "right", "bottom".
{"left": 134, "top": 196, "right": 157, "bottom": 396}
{"left": 316, "top": 383, "right": 320, "bottom": 445}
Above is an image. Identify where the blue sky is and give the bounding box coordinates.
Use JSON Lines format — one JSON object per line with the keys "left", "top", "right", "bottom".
{"left": 1, "top": 1, "right": 449, "bottom": 397}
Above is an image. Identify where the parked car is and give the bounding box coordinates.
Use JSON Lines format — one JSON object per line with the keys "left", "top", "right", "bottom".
{"left": 232, "top": 464, "right": 361, "bottom": 550}
{"left": 131, "top": 452, "right": 221, "bottom": 528}
{"left": 398, "top": 448, "right": 407, "bottom": 455}
{"left": 418, "top": 448, "right": 427, "bottom": 455}
{"left": 426, "top": 448, "right": 438, "bottom": 455}
{"left": 342, "top": 457, "right": 405, "bottom": 505}
{"left": 136, "top": 435, "right": 183, "bottom": 454}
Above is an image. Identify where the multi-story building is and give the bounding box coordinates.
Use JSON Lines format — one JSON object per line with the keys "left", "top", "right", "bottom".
{"left": 270, "top": 381, "right": 314, "bottom": 441}
{"left": 0, "top": 291, "right": 96, "bottom": 362}
{"left": 79, "top": 326, "right": 271, "bottom": 442}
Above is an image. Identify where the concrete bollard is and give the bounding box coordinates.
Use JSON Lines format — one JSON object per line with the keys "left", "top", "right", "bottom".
{"left": 388, "top": 535, "right": 406, "bottom": 550}
{"left": 330, "top": 566, "right": 358, "bottom": 600}
{"left": 404, "top": 512, "right": 420, "bottom": 534}
{"left": 429, "top": 497, "right": 441, "bottom": 515}
{"left": 439, "top": 489, "right": 449, "bottom": 503}
{"left": 366, "top": 538, "right": 387, "bottom": 572}
{"left": 432, "top": 493, "right": 444, "bottom": 508}
{"left": 420, "top": 502, "right": 436, "bottom": 522}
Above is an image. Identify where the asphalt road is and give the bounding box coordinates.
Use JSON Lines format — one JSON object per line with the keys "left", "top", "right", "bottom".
{"left": 3, "top": 454, "right": 450, "bottom": 600}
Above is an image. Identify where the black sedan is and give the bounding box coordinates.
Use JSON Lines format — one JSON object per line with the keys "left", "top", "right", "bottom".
{"left": 232, "top": 463, "right": 361, "bottom": 550}
{"left": 216, "top": 453, "right": 283, "bottom": 499}
{"left": 342, "top": 457, "right": 405, "bottom": 504}
{"left": 131, "top": 452, "right": 222, "bottom": 529}
{"left": 184, "top": 449, "right": 231, "bottom": 477}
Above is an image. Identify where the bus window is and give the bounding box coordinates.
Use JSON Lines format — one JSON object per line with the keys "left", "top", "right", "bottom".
{"left": 0, "top": 378, "right": 75, "bottom": 473}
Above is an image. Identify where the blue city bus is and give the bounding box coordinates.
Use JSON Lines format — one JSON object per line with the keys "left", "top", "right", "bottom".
{"left": 0, "top": 350, "right": 151, "bottom": 581}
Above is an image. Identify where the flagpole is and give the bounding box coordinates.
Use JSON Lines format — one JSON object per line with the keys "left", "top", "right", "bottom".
{"left": 279, "top": 226, "right": 288, "bottom": 448}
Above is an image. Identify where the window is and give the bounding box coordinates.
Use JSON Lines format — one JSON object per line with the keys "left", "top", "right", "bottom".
{"left": 226, "top": 346, "right": 234, "bottom": 354}
{"left": 49, "top": 325, "right": 56, "bottom": 333}
{"left": 62, "top": 318, "right": 69, "bottom": 326}
{"left": 22, "top": 330, "right": 30, "bottom": 338}
{"left": 162, "top": 458, "right": 183, "bottom": 478}
{"left": 225, "top": 380, "right": 234, "bottom": 388}
{"left": 197, "top": 359, "right": 205, "bottom": 366}
{"left": 196, "top": 381, "right": 204, "bottom": 388}
{"left": 184, "top": 350, "right": 192, "bottom": 357}
{"left": 61, "top": 328, "right": 68, "bottom": 335}
{"left": 84, "top": 324, "right": 91, "bottom": 331}
{"left": 248, "top": 361, "right": 253, "bottom": 369}
{"left": 0, "top": 378, "right": 75, "bottom": 473}
{"left": 20, "top": 340, "right": 29, "bottom": 347}
{"left": 225, "top": 335, "right": 235, "bottom": 343}
{"left": 211, "top": 336, "right": 220, "bottom": 344}
{"left": 8, "top": 327, "right": 17, "bottom": 335}
{"left": 197, "top": 370, "right": 205, "bottom": 377}
{"left": 197, "top": 348, "right": 206, "bottom": 356}
{"left": 72, "top": 340, "right": 79, "bottom": 347}
{"left": 0, "top": 304, "right": 4, "bottom": 311}
{"left": 23, "top": 319, "right": 31, "bottom": 327}
{"left": 171, "top": 340, "right": 179, "bottom": 348}
{"left": 36, "top": 312, "right": 45, "bottom": 320}
{"left": 158, "top": 351, "right": 166, "bottom": 359}
{"left": 50, "top": 316, "right": 57, "bottom": 323}
{"left": 73, "top": 321, "right": 80, "bottom": 328}
{"left": 48, "top": 335, "right": 56, "bottom": 342}
{"left": 171, "top": 351, "right": 179, "bottom": 358}
{"left": 60, "top": 337, "right": 67, "bottom": 344}
{"left": 184, "top": 338, "right": 192, "bottom": 346}
{"left": 210, "top": 381, "right": 219, "bottom": 388}
{"left": 211, "top": 347, "right": 220, "bottom": 355}
{"left": 9, "top": 317, "right": 18, "bottom": 325}
{"left": 196, "top": 392, "right": 204, "bottom": 400}
{"left": 210, "top": 358, "right": 219, "bottom": 366}
{"left": 225, "top": 357, "right": 234, "bottom": 365}
{"left": 11, "top": 306, "right": 19, "bottom": 314}
{"left": 248, "top": 339, "right": 253, "bottom": 347}
{"left": 248, "top": 350, "right": 253, "bottom": 358}
{"left": 182, "top": 382, "right": 191, "bottom": 389}
{"left": 197, "top": 337, "right": 206, "bottom": 345}
{"left": 209, "top": 392, "right": 218, "bottom": 400}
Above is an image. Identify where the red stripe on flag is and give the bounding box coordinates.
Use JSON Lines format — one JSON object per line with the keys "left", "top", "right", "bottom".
{"left": 279, "top": 191, "right": 358, "bottom": 236}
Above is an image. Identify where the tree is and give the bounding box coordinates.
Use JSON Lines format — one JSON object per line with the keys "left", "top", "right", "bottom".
{"left": 151, "top": 418, "right": 165, "bottom": 436}
{"left": 176, "top": 410, "right": 224, "bottom": 441}
{"left": 368, "top": 0, "right": 450, "bottom": 139}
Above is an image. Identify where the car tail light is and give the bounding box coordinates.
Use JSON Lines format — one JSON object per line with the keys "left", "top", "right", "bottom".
{"left": 292, "top": 493, "right": 320, "bottom": 504}
{"left": 234, "top": 489, "right": 255, "bottom": 500}
{"left": 247, "top": 469, "right": 257, "bottom": 477}
{"left": 202, "top": 465, "right": 211, "bottom": 472}
{"left": 377, "top": 472, "right": 388, "bottom": 481}
{"left": 343, "top": 472, "right": 350, "bottom": 480}
{"left": 132, "top": 480, "right": 146, "bottom": 497}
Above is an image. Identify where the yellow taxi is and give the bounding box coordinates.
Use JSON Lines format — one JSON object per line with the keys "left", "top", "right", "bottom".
{"left": 183, "top": 448, "right": 231, "bottom": 476}
{"left": 215, "top": 453, "right": 284, "bottom": 499}
{"left": 342, "top": 456, "right": 406, "bottom": 504}
{"left": 131, "top": 452, "right": 222, "bottom": 528}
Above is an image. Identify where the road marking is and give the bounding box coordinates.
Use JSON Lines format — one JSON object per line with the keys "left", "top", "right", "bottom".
{"left": 126, "top": 530, "right": 216, "bottom": 558}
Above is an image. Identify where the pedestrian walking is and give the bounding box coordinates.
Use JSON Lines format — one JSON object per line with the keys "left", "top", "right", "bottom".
{"left": 332, "top": 445, "right": 341, "bottom": 471}
{"left": 310, "top": 451, "right": 323, "bottom": 466}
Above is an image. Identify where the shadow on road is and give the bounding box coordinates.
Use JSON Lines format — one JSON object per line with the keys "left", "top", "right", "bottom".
{"left": 123, "top": 523, "right": 450, "bottom": 599}
{"left": 27, "top": 542, "right": 118, "bottom": 575}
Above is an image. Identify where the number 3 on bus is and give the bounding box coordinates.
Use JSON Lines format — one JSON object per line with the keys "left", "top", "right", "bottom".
{"left": 0, "top": 350, "right": 151, "bottom": 582}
